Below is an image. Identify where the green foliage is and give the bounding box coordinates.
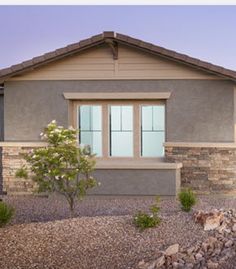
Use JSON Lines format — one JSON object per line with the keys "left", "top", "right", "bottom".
{"left": 178, "top": 188, "right": 197, "bottom": 212}
{"left": 15, "top": 120, "right": 98, "bottom": 215}
{"left": 15, "top": 166, "right": 28, "bottom": 179}
{"left": 0, "top": 201, "right": 15, "bottom": 227}
{"left": 134, "top": 196, "right": 161, "bottom": 231}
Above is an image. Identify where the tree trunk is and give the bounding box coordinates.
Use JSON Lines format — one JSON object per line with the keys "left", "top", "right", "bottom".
{"left": 68, "top": 196, "right": 75, "bottom": 218}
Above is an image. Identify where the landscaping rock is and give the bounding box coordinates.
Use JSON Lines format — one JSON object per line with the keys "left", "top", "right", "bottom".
{"left": 225, "top": 240, "right": 233, "bottom": 248}
{"left": 138, "top": 208, "right": 236, "bottom": 269}
{"left": 194, "top": 210, "right": 224, "bottom": 231}
{"left": 195, "top": 253, "right": 203, "bottom": 260}
{"left": 155, "top": 255, "right": 165, "bottom": 267}
{"left": 164, "top": 243, "right": 179, "bottom": 256}
{"left": 232, "top": 223, "right": 236, "bottom": 232}
{"left": 207, "top": 260, "right": 219, "bottom": 269}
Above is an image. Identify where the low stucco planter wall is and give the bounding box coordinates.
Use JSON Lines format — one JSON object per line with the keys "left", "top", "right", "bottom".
{"left": 165, "top": 142, "right": 236, "bottom": 194}
{"left": 90, "top": 168, "right": 181, "bottom": 196}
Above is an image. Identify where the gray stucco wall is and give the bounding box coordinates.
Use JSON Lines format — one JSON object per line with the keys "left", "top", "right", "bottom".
{"left": 0, "top": 95, "right": 4, "bottom": 141}
{"left": 4, "top": 79, "right": 235, "bottom": 142}
{"left": 89, "top": 169, "right": 180, "bottom": 196}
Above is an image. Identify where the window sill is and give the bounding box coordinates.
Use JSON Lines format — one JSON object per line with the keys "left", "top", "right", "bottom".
{"left": 96, "top": 160, "right": 182, "bottom": 170}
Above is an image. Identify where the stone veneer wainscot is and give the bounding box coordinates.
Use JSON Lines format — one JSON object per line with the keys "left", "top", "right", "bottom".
{"left": 165, "top": 142, "right": 236, "bottom": 194}
{"left": 1, "top": 143, "right": 47, "bottom": 194}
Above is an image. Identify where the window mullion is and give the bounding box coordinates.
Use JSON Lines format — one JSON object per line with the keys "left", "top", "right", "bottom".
{"left": 102, "top": 104, "right": 109, "bottom": 158}
{"left": 134, "top": 103, "right": 140, "bottom": 159}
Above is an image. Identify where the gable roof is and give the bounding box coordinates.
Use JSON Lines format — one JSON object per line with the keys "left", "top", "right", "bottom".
{"left": 0, "top": 31, "right": 236, "bottom": 82}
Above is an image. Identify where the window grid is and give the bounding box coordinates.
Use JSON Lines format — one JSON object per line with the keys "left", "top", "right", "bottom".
{"left": 109, "top": 106, "right": 133, "bottom": 157}
{"left": 78, "top": 105, "right": 102, "bottom": 156}
{"left": 141, "top": 105, "right": 165, "bottom": 157}
{"left": 76, "top": 102, "right": 165, "bottom": 159}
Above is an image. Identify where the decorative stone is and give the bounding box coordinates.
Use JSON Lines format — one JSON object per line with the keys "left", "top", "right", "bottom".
{"left": 147, "top": 261, "right": 156, "bottom": 269}
{"left": 172, "top": 261, "right": 180, "bottom": 268}
{"left": 224, "top": 240, "right": 233, "bottom": 248}
{"left": 155, "top": 255, "right": 165, "bottom": 267}
{"left": 194, "top": 211, "right": 224, "bottom": 231}
{"left": 232, "top": 223, "right": 236, "bottom": 232}
{"left": 186, "top": 246, "right": 195, "bottom": 255}
{"left": 137, "top": 208, "right": 236, "bottom": 269}
{"left": 137, "top": 260, "right": 146, "bottom": 268}
{"left": 164, "top": 243, "right": 179, "bottom": 256}
{"left": 207, "top": 260, "right": 219, "bottom": 269}
{"left": 195, "top": 253, "right": 203, "bottom": 260}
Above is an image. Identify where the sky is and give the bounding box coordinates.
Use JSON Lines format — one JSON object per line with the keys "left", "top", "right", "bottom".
{"left": 0, "top": 5, "right": 236, "bottom": 70}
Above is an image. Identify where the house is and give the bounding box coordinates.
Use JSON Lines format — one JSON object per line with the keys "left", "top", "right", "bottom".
{"left": 0, "top": 31, "right": 236, "bottom": 195}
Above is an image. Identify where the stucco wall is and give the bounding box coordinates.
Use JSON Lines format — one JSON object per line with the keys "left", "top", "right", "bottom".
{"left": 0, "top": 95, "right": 4, "bottom": 141}
{"left": 4, "top": 79, "right": 235, "bottom": 142}
{"left": 90, "top": 169, "right": 180, "bottom": 196}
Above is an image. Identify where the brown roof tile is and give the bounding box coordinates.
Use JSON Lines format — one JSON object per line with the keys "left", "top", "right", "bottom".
{"left": 0, "top": 31, "right": 236, "bottom": 82}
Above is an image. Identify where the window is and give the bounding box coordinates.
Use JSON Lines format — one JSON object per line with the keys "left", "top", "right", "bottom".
{"left": 141, "top": 105, "right": 165, "bottom": 157}
{"left": 76, "top": 101, "right": 165, "bottom": 159}
{"left": 110, "top": 105, "right": 133, "bottom": 157}
{"left": 79, "top": 105, "right": 102, "bottom": 156}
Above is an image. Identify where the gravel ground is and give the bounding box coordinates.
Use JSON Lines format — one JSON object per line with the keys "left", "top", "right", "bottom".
{"left": 0, "top": 195, "right": 235, "bottom": 269}
{"left": 2, "top": 194, "right": 236, "bottom": 224}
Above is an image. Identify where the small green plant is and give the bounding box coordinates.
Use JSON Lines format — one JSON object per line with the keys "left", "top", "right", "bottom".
{"left": 15, "top": 166, "right": 28, "bottom": 179}
{"left": 134, "top": 197, "right": 161, "bottom": 231}
{"left": 178, "top": 188, "right": 197, "bottom": 212}
{"left": 0, "top": 201, "right": 15, "bottom": 227}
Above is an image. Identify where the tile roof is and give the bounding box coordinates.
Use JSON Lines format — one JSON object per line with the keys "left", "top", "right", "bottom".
{"left": 0, "top": 31, "right": 236, "bottom": 82}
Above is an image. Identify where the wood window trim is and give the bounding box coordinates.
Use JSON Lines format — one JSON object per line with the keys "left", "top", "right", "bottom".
{"left": 69, "top": 99, "right": 166, "bottom": 161}
{"left": 64, "top": 92, "right": 171, "bottom": 100}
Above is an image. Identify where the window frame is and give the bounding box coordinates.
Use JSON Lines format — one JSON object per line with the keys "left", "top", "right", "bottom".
{"left": 78, "top": 104, "right": 103, "bottom": 156}
{"left": 140, "top": 104, "right": 166, "bottom": 157}
{"left": 72, "top": 100, "right": 166, "bottom": 161}
{"left": 109, "top": 104, "right": 134, "bottom": 157}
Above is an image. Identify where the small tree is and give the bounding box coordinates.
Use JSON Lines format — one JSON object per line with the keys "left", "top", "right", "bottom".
{"left": 16, "top": 120, "right": 98, "bottom": 216}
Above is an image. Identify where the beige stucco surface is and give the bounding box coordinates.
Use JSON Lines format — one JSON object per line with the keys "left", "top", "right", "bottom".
{"left": 4, "top": 79, "right": 235, "bottom": 142}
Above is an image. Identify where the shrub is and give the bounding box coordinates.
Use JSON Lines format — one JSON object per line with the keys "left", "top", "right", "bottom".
{"left": 15, "top": 120, "right": 98, "bottom": 216}
{"left": 178, "top": 188, "right": 197, "bottom": 212}
{"left": 0, "top": 201, "right": 15, "bottom": 227}
{"left": 134, "top": 197, "right": 161, "bottom": 231}
{"left": 15, "top": 167, "right": 28, "bottom": 179}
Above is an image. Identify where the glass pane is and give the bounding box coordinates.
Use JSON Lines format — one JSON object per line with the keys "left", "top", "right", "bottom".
{"left": 110, "top": 105, "right": 134, "bottom": 156}
{"left": 80, "top": 131, "right": 102, "bottom": 156}
{"left": 91, "top": 106, "right": 102, "bottom": 131}
{"left": 80, "top": 105, "right": 91, "bottom": 130}
{"left": 80, "top": 105, "right": 101, "bottom": 131}
{"left": 79, "top": 105, "right": 102, "bottom": 156}
{"left": 142, "top": 132, "right": 165, "bottom": 157}
{"left": 110, "top": 106, "right": 121, "bottom": 131}
{"left": 111, "top": 132, "right": 133, "bottom": 156}
{"left": 142, "top": 106, "right": 152, "bottom": 131}
{"left": 153, "top": 106, "right": 165, "bottom": 131}
{"left": 122, "top": 106, "right": 133, "bottom": 131}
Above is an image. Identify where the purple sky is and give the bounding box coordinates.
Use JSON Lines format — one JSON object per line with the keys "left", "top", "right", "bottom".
{"left": 0, "top": 6, "right": 236, "bottom": 70}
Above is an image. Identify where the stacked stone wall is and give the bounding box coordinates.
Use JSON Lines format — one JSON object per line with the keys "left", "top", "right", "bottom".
{"left": 2, "top": 146, "right": 36, "bottom": 193}
{"left": 165, "top": 146, "right": 236, "bottom": 193}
